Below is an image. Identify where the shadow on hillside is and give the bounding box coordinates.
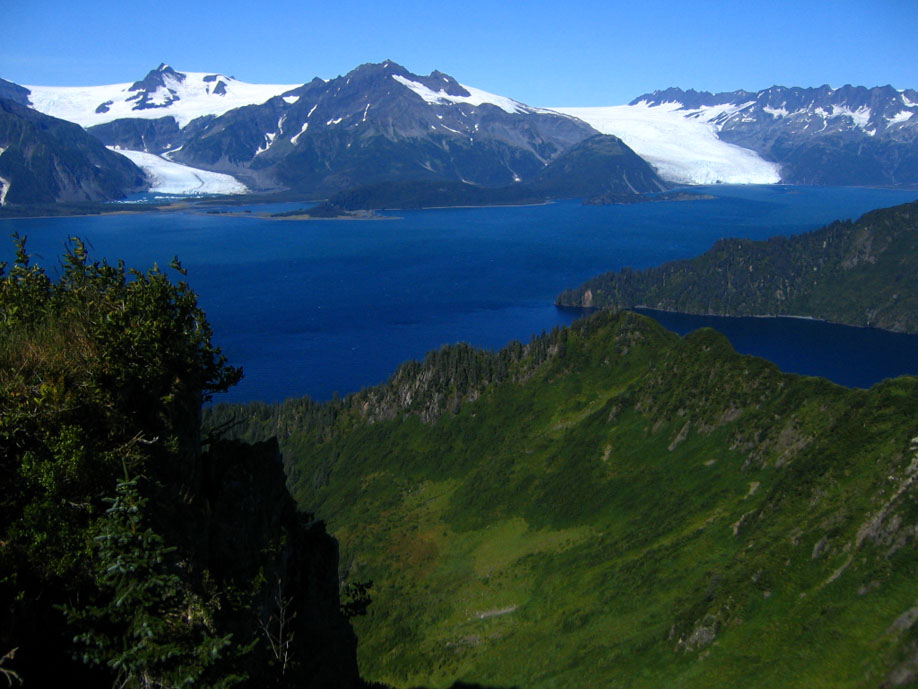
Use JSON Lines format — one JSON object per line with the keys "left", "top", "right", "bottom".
{"left": 412, "top": 684, "right": 522, "bottom": 689}
{"left": 365, "top": 683, "right": 520, "bottom": 689}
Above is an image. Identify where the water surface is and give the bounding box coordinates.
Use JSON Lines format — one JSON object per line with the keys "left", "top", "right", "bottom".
{"left": 2, "top": 185, "right": 915, "bottom": 402}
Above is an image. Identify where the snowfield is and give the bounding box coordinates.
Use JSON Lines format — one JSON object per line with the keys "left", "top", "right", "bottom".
{"left": 27, "top": 71, "right": 300, "bottom": 128}
{"left": 110, "top": 149, "right": 247, "bottom": 195}
{"left": 554, "top": 102, "right": 782, "bottom": 185}
{"left": 392, "top": 74, "right": 526, "bottom": 114}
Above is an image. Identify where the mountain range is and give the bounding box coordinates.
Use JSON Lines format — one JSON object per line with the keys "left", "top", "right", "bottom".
{"left": 1, "top": 62, "right": 917, "bottom": 207}
{"left": 561, "top": 85, "right": 918, "bottom": 186}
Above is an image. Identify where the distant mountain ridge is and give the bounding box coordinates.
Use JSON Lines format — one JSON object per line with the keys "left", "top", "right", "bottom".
{"left": 143, "top": 60, "right": 603, "bottom": 194}
{"left": 307, "top": 133, "right": 667, "bottom": 213}
{"left": 25, "top": 63, "right": 300, "bottom": 129}
{"left": 17, "top": 61, "right": 629, "bottom": 197}
{"left": 628, "top": 84, "right": 918, "bottom": 185}
{"left": 0, "top": 98, "right": 147, "bottom": 205}
{"left": 6, "top": 64, "right": 918, "bottom": 199}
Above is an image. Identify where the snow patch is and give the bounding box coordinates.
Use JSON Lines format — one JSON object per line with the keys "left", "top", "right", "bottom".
{"left": 326, "top": 117, "right": 343, "bottom": 126}
{"left": 554, "top": 103, "right": 781, "bottom": 185}
{"left": 362, "top": 103, "right": 371, "bottom": 122}
{"left": 255, "top": 131, "right": 277, "bottom": 156}
{"left": 27, "top": 71, "right": 300, "bottom": 128}
{"left": 831, "top": 105, "right": 872, "bottom": 130}
{"left": 902, "top": 94, "right": 918, "bottom": 108}
{"left": 110, "top": 148, "right": 247, "bottom": 195}
{"left": 763, "top": 106, "right": 789, "bottom": 118}
{"left": 0, "top": 176, "right": 9, "bottom": 206}
{"left": 0, "top": 146, "right": 7, "bottom": 158}
{"left": 888, "top": 110, "right": 914, "bottom": 125}
{"left": 282, "top": 95, "right": 300, "bottom": 105}
{"left": 291, "top": 122, "right": 309, "bottom": 144}
{"left": 307, "top": 104, "right": 318, "bottom": 118}
{"left": 392, "top": 74, "right": 526, "bottom": 114}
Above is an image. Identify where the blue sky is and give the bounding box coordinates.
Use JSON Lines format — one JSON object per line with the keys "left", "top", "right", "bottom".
{"left": 3, "top": 0, "right": 916, "bottom": 106}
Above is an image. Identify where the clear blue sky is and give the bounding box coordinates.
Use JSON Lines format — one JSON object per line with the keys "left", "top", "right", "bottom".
{"left": 3, "top": 0, "right": 916, "bottom": 106}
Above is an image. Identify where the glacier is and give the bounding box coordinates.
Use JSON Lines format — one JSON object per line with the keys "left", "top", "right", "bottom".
{"left": 110, "top": 149, "right": 247, "bottom": 195}
{"left": 554, "top": 103, "right": 782, "bottom": 185}
{"left": 27, "top": 71, "right": 299, "bottom": 128}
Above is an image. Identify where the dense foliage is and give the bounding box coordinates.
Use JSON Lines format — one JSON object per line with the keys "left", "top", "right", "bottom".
{"left": 0, "top": 238, "right": 359, "bottom": 688}
{"left": 557, "top": 200, "right": 918, "bottom": 333}
{"left": 214, "top": 310, "right": 918, "bottom": 689}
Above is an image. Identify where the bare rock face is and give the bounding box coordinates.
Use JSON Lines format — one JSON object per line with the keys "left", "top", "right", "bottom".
{"left": 0, "top": 97, "right": 147, "bottom": 205}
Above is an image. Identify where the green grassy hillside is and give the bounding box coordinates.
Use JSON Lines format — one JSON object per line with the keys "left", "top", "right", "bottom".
{"left": 212, "top": 310, "right": 918, "bottom": 688}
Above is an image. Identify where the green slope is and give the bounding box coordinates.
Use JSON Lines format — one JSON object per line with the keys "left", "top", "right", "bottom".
{"left": 211, "top": 311, "right": 918, "bottom": 688}
{"left": 556, "top": 200, "right": 918, "bottom": 333}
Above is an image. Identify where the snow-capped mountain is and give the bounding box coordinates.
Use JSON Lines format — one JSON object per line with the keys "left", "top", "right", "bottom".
{"left": 26, "top": 64, "right": 300, "bottom": 129}
{"left": 83, "top": 61, "right": 607, "bottom": 195}
{"left": 568, "top": 85, "right": 918, "bottom": 186}
{"left": 3, "top": 62, "right": 673, "bottom": 201}
{"left": 10, "top": 62, "right": 915, "bottom": 200}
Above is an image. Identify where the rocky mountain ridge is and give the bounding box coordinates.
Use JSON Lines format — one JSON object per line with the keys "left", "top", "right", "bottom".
{"left": 128, "top": 60, "right": 602, "bottom": 194}
{"left": 630, "top": 84, "right": 918, "bottom": 184}
{"left": 0, "top": 97, "right": 147, "bottom": 205}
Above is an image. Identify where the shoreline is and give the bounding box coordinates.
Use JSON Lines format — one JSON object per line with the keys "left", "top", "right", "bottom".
{"left": 557, "top": 303, "right": 917, "bottom": 336}
{"left": 630, "top": 305, "right": 916, "bottom": 336}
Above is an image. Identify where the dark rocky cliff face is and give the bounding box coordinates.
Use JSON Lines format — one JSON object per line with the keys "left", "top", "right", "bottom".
{"left": 0, "top": 78, "right": 31, "bottom": 107}
{"left": 0, "top": 97, "right": 147, "bottom": 204}
{"left": 192, "top": 438, "right": 362, "bottom": 688}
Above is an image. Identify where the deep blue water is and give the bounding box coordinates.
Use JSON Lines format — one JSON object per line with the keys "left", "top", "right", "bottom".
{"left": 2, "top": 185, "right": 917, "bottom": 403}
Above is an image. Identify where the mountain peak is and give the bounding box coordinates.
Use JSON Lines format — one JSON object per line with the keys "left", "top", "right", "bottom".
{"left": 129, "top": 64, "right": 186, "bottom": 93}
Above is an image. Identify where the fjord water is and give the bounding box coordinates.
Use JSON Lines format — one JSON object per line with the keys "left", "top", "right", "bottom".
{"left": 2, "top": 185, "right": 917, "bottom": 403}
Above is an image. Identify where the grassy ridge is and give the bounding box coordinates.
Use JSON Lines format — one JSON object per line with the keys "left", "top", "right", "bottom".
{"left": 212, "top": 311, "right": 918, "bottom": 688}
{"left": 556, "top": 200, "right": 918, "bottom": 333}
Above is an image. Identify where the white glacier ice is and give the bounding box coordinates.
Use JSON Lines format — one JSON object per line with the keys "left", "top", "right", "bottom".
{"left": 110, "top": 148, "right": 247, "bottom": 195}
{"left": 554, "top": 102, "right": 781, "bottom": 185}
